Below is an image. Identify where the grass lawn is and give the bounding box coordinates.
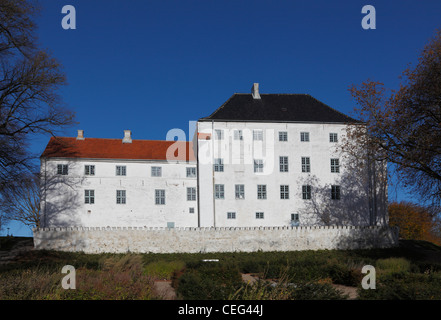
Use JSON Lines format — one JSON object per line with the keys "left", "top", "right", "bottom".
{"left": 1, "top": 237, "right": 441, "bottom": 300}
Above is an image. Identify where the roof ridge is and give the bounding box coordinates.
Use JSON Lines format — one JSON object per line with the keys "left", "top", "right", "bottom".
{"left": 53, "top": 137, "right": 192, "bottom": 143}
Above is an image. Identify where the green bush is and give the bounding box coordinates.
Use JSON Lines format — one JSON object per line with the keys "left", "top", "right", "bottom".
{"left": 143, "top": 260, "right": 185, "bottom": 280}
{"left": 376, "top": 258, "right": 411, "bottom": 276}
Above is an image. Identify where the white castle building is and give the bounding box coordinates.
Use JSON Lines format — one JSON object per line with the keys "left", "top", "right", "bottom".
{"left": 39, "top": 84, "right": 388, "bottom": 232}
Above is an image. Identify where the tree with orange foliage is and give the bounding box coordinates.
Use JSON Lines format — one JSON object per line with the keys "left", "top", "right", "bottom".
{"left": 389, "top": 201, "right": 441, "bottom": 245}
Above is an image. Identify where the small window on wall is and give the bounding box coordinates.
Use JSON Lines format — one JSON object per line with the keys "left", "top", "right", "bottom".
{"left": 189, "top": 207, "right": 195, "bottom": 214}
{"left": 85, "top": 190, "right": 95, "bottom": 204}
{"left": 331, "top": 185, "right": 341, "bottom": 200}
{"left": 253, "top": 129, "right": 263, "bottom": 141}
{"left": 330, "top": 133, "right": 338, "bottom": 143}
{"left": 291, "top": 213, "right": 300, "bottom": 227}
{"left": 235, "top": 184, "right": 245, "bottom": 199}
{"left": 57, "top": 164, "right": 68, "bottom": 175}
{"left": 151, "top": 166, "right": 162, "bottom": 177}
{"left": 155, "top": 189, "right": 166, "bottom": 205}
{"left": 187, "top": 187, "right": 196, "bottom": 201}
{"left": 214, "top": 158, "right": 224, "bottom": 172}
{"left": 84, "top": 165, "right": 95, "bottom": 176}
{"left": 116, "top": 190, "right": 126, "bottom": 204}
{"left": 255, "top": 212, "right": 264, "bottom": 219}
{"left": 234, "top": 130, "right": 243, "bottom": 140}
{"left": 116, "top": 166, "right": 126, "bottom": 176}
{"left": 300, "top": 132, "right": 309, "bottom": 142}
{"left": 186, "top": 167, "right": 196, "bottom": 177}
{"left": 302, "top": 185, "right": 311, "bottom": 200}
{"left": 227, "top": 212, "right": 236, "bottom": 219}
{"left": 215, "top": 129, "right": 224, "bottom": 140}
{"left": 279, "top": 131, "right": 288, "bottom": 141}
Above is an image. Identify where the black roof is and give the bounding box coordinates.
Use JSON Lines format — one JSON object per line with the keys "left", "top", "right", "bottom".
{"left": 199, "top": 93, "right": 360, "bottom": 123}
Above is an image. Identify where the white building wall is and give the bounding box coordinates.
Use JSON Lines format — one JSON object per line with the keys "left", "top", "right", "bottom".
{"left": 40, "top": 158, "right": 198, "bottom": 228}
{"left": 197, "top": 121, "right": 376, "bottom": 228}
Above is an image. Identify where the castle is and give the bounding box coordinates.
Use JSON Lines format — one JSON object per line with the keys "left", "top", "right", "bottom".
{"left": 34, "top": 84, "right": 397, "bottom": 253}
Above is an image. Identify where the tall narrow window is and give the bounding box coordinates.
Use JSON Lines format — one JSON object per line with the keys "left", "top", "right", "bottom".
{"left": 235, "top": 184, "right": 245, "bottom": 199}
{"left": 255, "top": 212, "right": 264, "bottom": 219}
{"left": 300, "top": 132, "right": 309, "bottom": 142}
{"left": 257, "top": 185, "right": 267, "bottom": 199}
{"left": 187, "top": 187, "right": 196, "bottom": 201}
{"left": 330, "top": 133, "right": 338, "bottom": 143}
{"left": 253, "top": 129, "right": 263, "bottom": 141}
{"left": 116, "top": 190, "right": 126, "bottom": 204}
{"left": 301, "top": 157, "right": 310, "bottom": 173}
{"left": 84, "top": 165, "right": 95, "bottom": 176}
{"left": 215, "top": 129, "right": 224, "bottom": 140}
{"left": 85, "top": 190, "right": 95, "bottom": 204}
{"left": 234, "top": 130, "right": 243, "bottom": 140}
{"left": 214, "top": 158, "right": 224, "bottom": 172}
{"left": 151, "top": 166, "right": 162, "bottom": 177}
{"left": 279, "top": 131, "right": 288, "bottom": 141}
{"left": 254, "top": 159, "right": 264, "bottom": 173}
{"left": 331, "top": 185, "right": 341, "bottom": 200}
{"left": 214, "top": 184, "right": 224, "bottom": 199}
{"left": 186, "top": 167, "right": 196, "bottom": 177}
{"left": 279, "top": 156, "right": 289, "bottom": 172}
{"left": 155, "top": 189, "right": 165, "bottom": 204}
{"left": 57, "top": 164, "right": 68, "bottom": 175}
{"left": 116, "top": 166, "right": 126, "bottom": 176}
{"left": 330, "top": 158, "right": 340, "bottom": 173}
{"left": 280, "top": 185, "right": 289, "bottom": 199}
{"left": 302, "top": 185, "right": 311, "bottom": 200}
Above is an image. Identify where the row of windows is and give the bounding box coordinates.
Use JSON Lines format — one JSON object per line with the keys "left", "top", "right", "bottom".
{"left": 226, "top": 212, "right": 300, "bottom": 223}
{"left": 214, "top": 184, "right": 341, "bottom": 200}
{"left": 84, "top": 187, "right": 197, "bottom": 205}
{"left": 57, "top": 164, "right": 197, "bottom": 177}
{"left": 214, "top": 157, "right": 340, "bottom": 173}
{"left": 215, "top": 129, "right": 339, "bottom": 143}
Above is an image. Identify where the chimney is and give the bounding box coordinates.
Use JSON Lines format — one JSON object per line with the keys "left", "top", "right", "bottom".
{"left": 76, "top": 129, "right": 85, "bottom": 140}
{"left": 252, "top": 83, "right": 261, "bottom": 99}
{"left": 122, "top": 130, "right": 132, "bottom": 143}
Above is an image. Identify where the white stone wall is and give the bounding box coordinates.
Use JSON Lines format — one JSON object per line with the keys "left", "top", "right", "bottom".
{"left": 196, "top": 121, "right": 380, "bottom": 228}
{"left": 33, "top": 225, "right": 399, "bottom": 254}
{"left": 40, "top": 158, "right": 198, "bottom": 228}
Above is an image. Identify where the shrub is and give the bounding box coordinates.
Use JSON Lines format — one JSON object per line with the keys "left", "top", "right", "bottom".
{"left": 376, "top": 258, "right": 411, "bottom": 276}
{"left": 143, "top": 260, "right": 185, "bottom": 280}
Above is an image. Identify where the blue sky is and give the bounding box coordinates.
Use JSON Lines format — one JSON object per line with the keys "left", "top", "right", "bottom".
{"left": 4, "top": 0, "right": 441, "bottom": 236}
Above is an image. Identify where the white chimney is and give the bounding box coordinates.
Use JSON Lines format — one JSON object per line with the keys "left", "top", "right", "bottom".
{"left": 122, "top": 130, "right": 132, "bottom": 143}
{"left": 76, "top": 129, "right": 85, "bottom": 140}
{"left": 252, "top": 83, "right": 261, "bottom": 99}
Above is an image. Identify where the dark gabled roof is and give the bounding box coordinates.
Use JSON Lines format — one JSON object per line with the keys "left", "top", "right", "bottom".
{"left": 199, "top": 93, "right": 360, "bottom": 123}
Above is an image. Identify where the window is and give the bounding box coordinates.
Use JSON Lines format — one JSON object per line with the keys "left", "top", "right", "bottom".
{"left": 227, "top": 212, "right": 236, "bottom": 219}
{"left": 330, "top": 133, "right": 338, "bottom": 143}
{"left": 187, "top": 187, "right": 196, "bottom": 201}
{"left": 235, "top": 184, "right": 245, "bottom": 199}
{"left": 331, "top": 158, "right": 340, "bottom": 173}
{"left": 116, "top": 190, "right": 126, "bottom": 204}
{"left": 189, "top": 207, "right": 195, "bottom": 214}
{"left": 291, "top": 213, "right": 300, "bottom": 227}
{"left": 155, "top": 189, "right": 166, "bottom": 204}
{"left": 151, "top": 166, "right": 162, "bottom": 177}
{"left": 300, "top": 132, "right": 310, "bottom": 142}
{"left": 84, "top": 165, "right": 95, "bottom": 176}
{"left": 255, "top": 212, "right": 264, "bottom": 219}
{"left": 85, "top": 190, "right": 94, "bottom": 204}
{"left": 254, "top": 159, "right": 264, "bottom": 173}
{"left": 253, "top": 129, "right": 263, "bottom": 141}
{"left": 301, "top": 157, "right": 310, "bottom": 173}
{"left": 279, "top": 131, "right": 288, "bottom": 141}
{"left": 57, "top": 164, "right": 68, "bottom": 175}
{"left": 214, "top": 184, "right": 225, "bottom": 199}
{"left": 186, "top": 167, "right": 196, "bottom": 177}
{"left": 215, "top": 129, "right": 224, "bottom": 140}
{"left": 280, "top": 185, "right": 289, "bottom": 199}
{"left": 257, "top": 185, "right": 267, "bottom": 199}
{"left": 214, "top": 158, "right": 224, "bottom": 172}
{"left": 279, "top": 156, "right": 289, "bottom": 172}
{"left": 234, "top": 130, "right": 243, "bottom": 140}
{"left": 331, "top": 185, "right": 341, "bottom": 200}
{"left": 302, "top": 185, "right": 311, "bottom": 200}
{"left": 116, "top": 166, "right": 126, "bottom": 176}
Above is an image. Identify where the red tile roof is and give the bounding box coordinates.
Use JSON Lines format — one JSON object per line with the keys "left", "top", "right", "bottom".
{"left": 41, "top": 137, "right": 196, "bottom": 161}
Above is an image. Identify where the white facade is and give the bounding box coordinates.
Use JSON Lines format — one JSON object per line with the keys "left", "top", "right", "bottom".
{"left": 40, "top": 158, "right": 198, "bottom": 228}
{"left": 40, "top": 85, "right": 387, "bottom": 230}
{"left": 196, "top": 121, "right": 380, "bottom": 228}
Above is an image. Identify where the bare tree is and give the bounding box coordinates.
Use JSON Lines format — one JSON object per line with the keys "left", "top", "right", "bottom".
{"left": 0, "top": 172, "right": 40, "bottom": 228}
{"left": 0, "top": 0, "right": 75, "bottom": 190}
{"left": 344, "top": 29, "right": 441, "bottom": 208}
